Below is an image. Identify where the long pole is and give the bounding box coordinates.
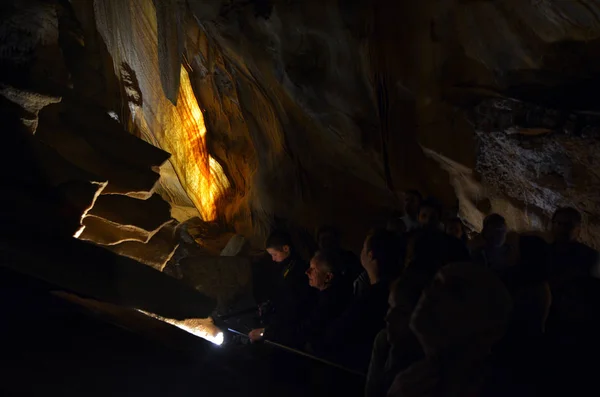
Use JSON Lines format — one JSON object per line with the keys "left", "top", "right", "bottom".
{"left": 226, "top": 328, "right": 366, "bottom": 377}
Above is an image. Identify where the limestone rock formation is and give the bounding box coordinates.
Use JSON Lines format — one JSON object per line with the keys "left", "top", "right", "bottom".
{"left": 178, "top": 255, "right": 253, "bottom": 313}
{"left": 4, "top": 0, "right": 600, "bottom": 259}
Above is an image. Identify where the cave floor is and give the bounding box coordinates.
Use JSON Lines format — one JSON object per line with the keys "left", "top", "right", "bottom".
{"left": 0, "top": 268, "right": 363, "bottom": 397}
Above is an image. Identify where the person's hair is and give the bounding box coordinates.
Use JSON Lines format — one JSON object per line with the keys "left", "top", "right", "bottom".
{"left": 405, "top": 189, "right": 423, "bottom": 203}
{"left": 265, "top": 230, "right": 293, "bottom": 251}
{"left": 365, "top": 228, "right": 401, "bottom": 281}
{"left": 552, "top": 207, "right": 582, "bottom": 225}
{"left": 483, "top": 213, "right": 506, "bottom": 229}
{"left": 315, "top": 225, "right": 340, "bottom": 241}
{"left": 419, "top": 197, "right": 442, "bottom": 218}
{"left": 312, "top": 249, "right": 343, "bottom": 276}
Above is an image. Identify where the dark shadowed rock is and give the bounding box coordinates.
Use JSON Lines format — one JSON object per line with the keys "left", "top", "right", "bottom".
{"left": 179, "top": 255, "right": 253, "bottom": 312}
{"left": 106, "top": 220, "right": 180, "bottom": 271}
{"left": 88, "top": 193, "right": 172, "bottom": 232}
{"left": 1, "top": 235, "right": 216, "bottom": 319}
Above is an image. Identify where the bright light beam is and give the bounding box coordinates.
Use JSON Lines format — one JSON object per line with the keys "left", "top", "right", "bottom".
{"left": 136, "top": 310, "right": 224, "bottom": 346}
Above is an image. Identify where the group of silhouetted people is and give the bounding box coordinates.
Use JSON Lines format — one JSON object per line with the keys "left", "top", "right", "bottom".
{"left": 248, "top": 190, "right": 600, "bottom": 396}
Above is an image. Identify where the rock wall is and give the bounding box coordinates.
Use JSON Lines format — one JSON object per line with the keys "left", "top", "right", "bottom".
{"left": 3, "top": 0, "right": 600, "bottom": 253}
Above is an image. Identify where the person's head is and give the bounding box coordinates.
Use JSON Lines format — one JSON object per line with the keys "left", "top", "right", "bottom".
{"left": 265, "top": 230, "right": 293, "bottom": 263}
{"left": 551, "top": 207, "right": 582, "bottom": 243}
{"left": 386, "top": 276, "right": 423, "bottom": 347}
{"left": 361, "top": 229, "right": 401, "bottom": 282}
{"left": 306, "top": 250, "right": 341, "bottom": 290}
{"left": 410, "top": 262, "right": 512, "bottom": 356}
{"left": 418, "top": 198, "right": 442, "bottom": 229}
{"left": 404, "top": 190, "right": 422, "bottom": 218}
{"left": 482, "top": 213, "right": 507, "bottom": 248}
{"left": 445, "top": 217, "right": 466, "bottom": 241}
{"left": 316, "top": 225, "right": 340, "bottom": 251}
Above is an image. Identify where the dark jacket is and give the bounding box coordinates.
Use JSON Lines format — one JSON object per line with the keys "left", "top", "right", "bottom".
{"left": 302, "top": 280, "right": 352, "bottom": 348}
{"left": 262, "top": 255, "right": 317, "bottom": 346}
{"left": 268, "top": 277, "right": 351, "bottom": 349}
{"left": 548, "top": 241, "right": 599, "bottom": 289}
{"left": 318, "top": 281, "right": 390, "bottom": 371}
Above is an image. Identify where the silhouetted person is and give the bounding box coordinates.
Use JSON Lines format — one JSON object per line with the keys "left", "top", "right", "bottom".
{"left": 248, "top": 231, "right": 316, "bottom": 347}
{"left": 401, "top": 190, "right": 422, "bottom": 232}
{"left": 547, "top": 207, "right": 600, "bottom": 338}
{"left": 484, "top": 235, "right": 551, "bottom": 396}
{"left": 389, "top": 263, "right": 512, "bottom": 397}
{"left": 470, "top": 214, "right": 516, "bottom": 273}
{"left": 445, "top": 217, "right": 468, "bottom": 245}
{"left": 548, "top": 207, "right": 599, "bottom": 288}
{"left": 366, "top": 276, "right": 424, "bottom": 397}
{"left": 318, "top": 229, "right": 402, "bottom": 371}
{"left": 416, "top": 197, "right": 442, "bottom": 230}
{"left": 544, "top": 207, "right": 600, "bottom": 395}
{"left": 403, "top": 199, "right": 470, "bottom": 293}
{"left": 284, "top": 250, "right": 351, "bottom": 350}
{"left": 315, "top": 225, "right": 362, "bottom": 282}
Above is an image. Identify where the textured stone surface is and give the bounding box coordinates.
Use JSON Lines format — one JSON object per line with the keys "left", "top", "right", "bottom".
{"left": 88, "top": 193, "right": 172, "bottom": 232}
{"left": 220, "top": 234, "right": 248, "bottom": 257}
{"left": 93, "top": 0, "right": 230, "bottom": 222}
{"left": 5, "top": 0, "right": 600, "bottom": 256}
{"left": 79, "top": 215, "right": 167, "bottom": 246}
{"left": 36, "top": 101, "right": 167, "bottom": 197}
{"left": 107, "top": 220, "right": 180, "bottom": 271}
{"left": 178, "top": 255, "right": 253, "bottom": 312}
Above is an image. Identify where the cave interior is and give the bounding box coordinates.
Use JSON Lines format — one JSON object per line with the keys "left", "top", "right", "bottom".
{"left": 2, "top": 0, "right": 600, "bottom": 396}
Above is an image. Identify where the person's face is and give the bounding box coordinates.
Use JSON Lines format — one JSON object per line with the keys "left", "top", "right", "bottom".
{"left": 418, "top": 207, "right": 438, "bottom": 228}
{"left": 386, "top": 288, "right": 416, "bottom": 347}
{"left": 446, "top": 222, "right": 463, "bottom": 240}
{"left": 482, "top": 222, "right": 507, "bottom": 248}
{"left": 267, "top": 246, "right": 290, "bottom": 263}
{"left": 552, "top": 213, "right": 579, "bottom": 243}
{"left": 360, "top": 237, "right": 375, "bottom": 271}
{"left": 405, "top": 194, "right": 420, "bottom": 217}
{"left": 306, "top": 258, "right": 332, "bottom": 290}
{"left": 318, "top": 232, "right": 337, "bottom": 250}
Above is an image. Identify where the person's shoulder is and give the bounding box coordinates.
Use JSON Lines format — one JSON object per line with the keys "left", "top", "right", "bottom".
{"left": 574, "top": 241, "right": 599, "bottom": 261}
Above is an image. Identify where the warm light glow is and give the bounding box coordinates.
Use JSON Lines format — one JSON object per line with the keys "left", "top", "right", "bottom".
{"left": 158, "top": 67, "right": 229, "bottom": 221}
{"left": 73, "top": 225, "right": 86, "bottom": 239}
{"left": 136, "top": 310, "right": 224, "bottom": 345}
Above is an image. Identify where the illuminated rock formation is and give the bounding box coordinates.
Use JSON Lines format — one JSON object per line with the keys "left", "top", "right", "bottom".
{"left": 94, "top": 0, "right": 230, "bottom": 223}
{"left": 3, "top": 0, "right": 600, "bottom": 256}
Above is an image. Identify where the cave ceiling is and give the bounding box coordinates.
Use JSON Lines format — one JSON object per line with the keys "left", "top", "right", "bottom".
{"left": 2, "top": 0, "right": 600, "bottom": 253}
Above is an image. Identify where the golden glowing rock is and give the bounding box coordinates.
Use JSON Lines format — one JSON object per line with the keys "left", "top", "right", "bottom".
{"left": 158, "top": 66, "right": 230, "bottom": 221}
{"left": 94, "top": 0, "right": 229, "bottom": 222}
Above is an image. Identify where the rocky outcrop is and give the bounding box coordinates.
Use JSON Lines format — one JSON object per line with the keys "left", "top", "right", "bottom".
{"left": 0, "top": 0, "right": 204, "bottom": 293}
{"left": 4, "top": 0, "right": 600, "bottom": 258}
{"left": 1, "top": 234, "right": 216, "bottom": 319}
